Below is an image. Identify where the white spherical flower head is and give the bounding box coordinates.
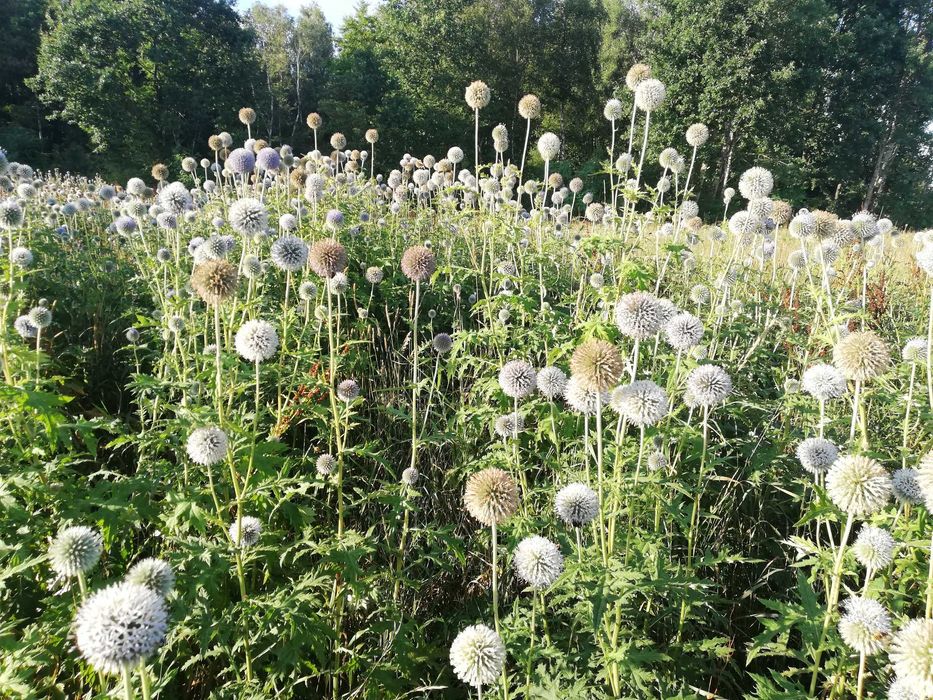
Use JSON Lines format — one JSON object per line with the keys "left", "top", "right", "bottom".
{"left": 664, "top": 312, "right": 703, "bottom": 351}
{"left": 28, "top": 306, "right": 52, "bottom": 330}
{"left": 614, "top": 291, "right": 662, "bottom": 339}
{"left": 229, "top": 516, "right": 262, "bottom": 548}
{"left": 493, "top": 412, "right": 525, "bottom": 439}
{"left": 686, "top": 123, "right": 709, "bottom": 147}
{"left": 316, "top": 453, "right": 336, "bottom": 476}
{"left": 916, "top": 452, "right": 933, "bottom": 510}
{"left": 186, "top": 427, "right": 228, "bottom": 466}
{"left": 555, "top": 482, "right": 599, "bottom": 526}
{"left": 610, "top": 380, "right": 669, "bottom": 427}
{"left": 838, "top": 596, "right": 891, "bottom": 656}
{"left": 890, "top": 618, "right": 933, "bottom": 696}
{"left": 685, "top": 365, "right": 733, "bottom": 408}
{"left": 228, "top": 198, "right": 268, "bottom": 236}
{"left": 270, "top": 235, "right": 309, "bottom": 272}
{"left": 634, "top": 78, "right": 666, "bottom": 111}
{"left": 337, "top": 379, "right": 360, "bottom": 402}
{"left": 801, "top": 364, "right": 847, "bottom": 401}
{"left": 916, "top": 245, "right": 933, "bottom": 277}
{"left": 126, "top": 558, "right": 175, "bottom": 597}
{"left": 892, "top": 467, "right": 923, "bottom": 505}
{"left": 513, "top": 535, "right": 564, "bottom": 589}
{"left": 235, "top": 319, "right": 279, "bottom": 362}
{"left": 74, "top": 582, "right": 169, "bottom": 674}
{"left": 49, "top": 526, "right": 103, "bottom": 578}
{"left": 738, "top": 166, "right": 774, "bottom": 200}
{"left": 851, "top": 524, "right": 895, "bottom": 571}
{"left": 499, "top": 360, "right": 537, "bottom": 399}
{"left": 826, "top": 454, "right": 891, "bottom": 517}
{"left": 603, "top": 98, "right": 624, "bottom": 121}
{"left": 10, "top": 246, "right": 34, "bottom": 268}
{"left": 903, "top": 337, "right": 928, "bottom": 363}
{"left": 888, "top": 677, "right": 923, "bottom": 700}
{"left": 536, "top": 366, "right": 567, "bottom": 400}
{"left": 365, "top": 266, "right": 384, "bottom": 284}
{"left": 401, "top": 466, "right": 419, "bottom": 486}
{"left": 795, "top": 437, "right": 838, "bottom": 475}
{"left": 537, "top": 132, "right": 561, "bottom": 162}
{"left": 563, "top": 375, "right": 609, "bottom": 415}
{"left": 449, "top": 624, "right": 505, "bottom": 688}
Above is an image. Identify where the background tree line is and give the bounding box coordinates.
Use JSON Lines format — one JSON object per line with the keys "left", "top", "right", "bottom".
{"left": 1, "top": 0, "right": 931, "bottom": 225}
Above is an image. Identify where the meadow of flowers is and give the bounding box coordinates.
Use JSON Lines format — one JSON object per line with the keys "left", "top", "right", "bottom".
{"left": 2, "top": 66, "right": 933, "bottom": 699}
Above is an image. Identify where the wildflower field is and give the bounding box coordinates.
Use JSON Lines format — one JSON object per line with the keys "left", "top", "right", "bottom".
{"left": 3, "top": 32, "right": 933, "bottom": 700}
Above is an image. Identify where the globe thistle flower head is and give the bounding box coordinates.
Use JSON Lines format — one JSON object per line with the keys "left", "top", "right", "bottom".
{"left": 158, "top": 181, "right": 192, "bottom": 214}
{"left": 664, "top": 312, "right": 703, "bottom": 351}
{"left": 235, "top": 319, "right": 279, "bottom": 363}
{"left": 738, "top": 167, "right": 774, "bottom": 200}
{"left": 191, "top": 259, "right": 238, "bottom": 304}
{"left": 536, "top": 366, "right": 567, "bottom": 400}
{"left": 903, "top": 337, "right": 928, "bottom": 363}
{"left": 126, "top": 558, "right": 175, "bottom": 597}
{"left": 634, "top": 78, "right": 666, "bottom": 111}
{"left": 611, "top": 380, "right": 669, "bottom": 426}
{"left": 316, "top": 453, "right": 336, "bottom": 476}
{"left": 518, "top": 94, "right": 541, "bottom": 120}
{"left": 433, "top": 332, "right": 453, "bottom": 353}
{"left": 603, "top": 98, "right": 624, "bottom": 121}
{"left": 150, "top": 163, "right": 168, "bottom": 182}
{"left": 238, "top": 107, "right": 256, "bottom": 125}
{"left": 125, "top": 327, "right": 140, "bottom": 343}
{"left": 327, "top": 271, "right": 349, "bottom": 295}
{"left": 685, "top": 364, "right": 733, "bottom": 407}
{"left": 329, "top": 133, "right": 347, "bottom": 151}
{"left": 648, "top": 450, "right": 668, "bottom": 471}
{"left": 365, "top": 266, "right": 384, "bottom": 284}
{"left": 892, "top": 467, "right": 923, "bottom": 505}
{"left": 229, "top": 516, "right": 262, "bottom": 548}
{"left": 494, "top": 412, "right": 525, "bottom": 439}
{"left": 686, "top": 123, "right": 709, "bottom": 147}
{"left": 499, "top": 360, "right": 537, "bottom": 398}
{"left": 229, "top": 197, "right": 268, "bottom": 236}
{"left": 537, "top": 132, "right": 561, "bottom": 162}
{"left": 337, "top": 379, "right": 360, "bottom": 402}
{"left": 28, "top": 306, "right": 52, "bottom": 329}
{"left": 890, "top": 618, "right": 933, "bottom": 696}
{"left": 242, "top": 255, "right": 262, "bottom": 279}
{"left": 915, "top": 245, "right": 933, "bottom": 277}
{"left": 401, "top": 466, "right": 419, "bottom": 486}
{"left": 270, "top": 235, "right": 310, "bottom": 272}
{"left": 838, "top": 596, "right": 891, "bottom": 656}
{"left": 255, "top": 147, "right": 280, "bottom": 172}
{"left": 513, "top": 535, "right": 563, "bottom": 589}
{"left": 614, "top": 291, "right": 662, "bottom": 339}
{"left": 555, "top": 482, "right": 599, "bottom": 526}
{"left": 564, "top": 375, "right": 609, "bottom": 415}
{"left": 49, "top": 526, "right": 103, "bottom": 578}
{"left": 826, "top": 454, "right": 891, "bottom": 517}
{"left": 400, "top": 245, "right": 436, "bottom": 282}
{"left": 888, "top": 677, "right": 924, "bottom": 700}
{"left": 833, "top": 331, "right": 890, "bottom": 382}
{"left": 364, "top": 128, "right": 379, "bottom": 144}
{"left": 325, "top": 209, "right": 344, "bottom": 230}
{"left": 306, "top": 112, "right": 322, "bottom": 130}
{"left": 186, "top": 427, "right": 228, "bottom": 466}
{"left": 309, "top": 238, "right": 348, "bottom": 279}
{"left": 690, "top": 284, "right": 711, "bottom": 305}
{"left": 795, "top": 437, "right": 838, "bottom": 475}
{"left": 570, "top": 339, "right": 623, "bottom": 392}
{"left": 625, "top": 63, "right": 652, "bottom": 90}
{"left": 463, "top": 468, "right": 519, "bottom": 526}
{"left": 801, "top": 364, "right": 847, "bottom": 401}
{"left": 298, "top": 280, "right": 317, "bottom": 302}
{"left": 464, "top": 80, "right": 491, "bottom": 110}
{"left": 74, "top": 582, "right": 168, "bottom": 674}
{"left": 449, "top": 624, "right": 505, "bottom": 688}
{"left": 852, "top": 524, "right": 895, "bottom": 570}
{"left": 226, "top": 148, "right": 255, "bottom": 175}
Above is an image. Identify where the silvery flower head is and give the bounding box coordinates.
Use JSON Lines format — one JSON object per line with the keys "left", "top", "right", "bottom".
{"left": 298, "top": 280, "right": 317, "bottom": 301}
{"left": 10, "top": 246, "right": 33, "bottom": 267}
{"left": 337, "top": 379, "right": 360, "bottom": 402}
{"left": 242, "top": 255, "right": 262, "bottom": 279}
{"left": 74, "top": 582, "right": 168, "bottom": 674}
{"left": 229, "top": 516, "right": 262, "bottom": 548}
{"left": 555, "top": 482, "right": 598, "bottom": 526}
{"left": 327, "top": 271, "right": 349, "bottom": 294}
{"left": 494, "top": 411, "right": 525, "bottom": 439}
{"left": 513, "top": 535, "right": 563, "bottom": 589}
{"left": 610, "top": 380, "right": 669, "bottom": 427}
{"left": 449, "top": 624, "right": 505, "bottom": 688}
{"left": 126, "top": 558, "right": 175, "bottom": 597}
{"left": 890, "top": 619, "right": 933, "bottom": 696}
{"left": 186, "top": 427, "right": 228, "bottom": 466}
{"left": 158, "top": 181, "right": 192, "bottom": 214}
{"left": 615, "top": 292, "right": 662, "bottom": 339}
{"left": 365, "top": 266, "right": 384, "bottom": 284}
{"left": 795, "top": 437, "right": 838, "bottom": 475}
{"left": 402, "top": 466, "right": 419, "bottom": 486}
{"left": 892, "top": 468, "right": 923, "bottom": 505}
{"left": 229, "top": 198, "right": 268, "bottom": 236}
{"left": 432, "top": 332, "right": 453, "bottom": 354}
{"left": 564, "top": 375, "right": 608, "bottom": 415}
{"left": 738, "top": 166, "right": 773, "bottom": 200}
{"left": 685, "top": 365, "right": 732, "bottom": 408}
{"left": 902, "top": 337, "right": 927, "bottom": 363}
{"left": 49, "top": 526, "right": 103, "bottom": 579}
{"left": 316, "top": 453, "right": 336, "bottom": 476}
{"left": 235, "top": 320, "right": 279, "bottom": 362}
{"left": 537, "top": 366, "right": 567, "bottom": 400}
{"left": 825, "top": 454, "right": 891, "bottom": 517}
{"left": 664, "top": 312, "right": 703, "bottom": 351}
{"left": 270, "top": 235, "right": 309, "bottom": 272}
{"left": 28, "top": 306, "right": 52, "bottom": 329}
{"left": 499, "top": 360, "right": 537, "bottom": 399}
{"left": 801, "top": 364, "right": 847, "bottom": 401}
{"left": 838, "top": 596, "right": 891, "bottom": 656}
{"left": 851, "top": 524, "right": 895, "bottom": 571}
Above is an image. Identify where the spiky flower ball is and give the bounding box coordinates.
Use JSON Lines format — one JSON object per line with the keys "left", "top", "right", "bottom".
{"left": 890, "top": 619, "right": 933, "bottom": 696}
{"left": 74, "top": 582, "right": 168, "bottom": 674}
{"left": 611, "top": 380, "right": 669, "bottom": 427}
{"left": 903, "top": 337, "right": 928, "bottom": 363}
{"left": 494, "top": 412, "right": 525, "bottom": 439}
{"left": 402, "top": 466, "right": 419, "bottom": 486}
{"left": 235, "top": 320, "right": 279, "bottom": 363}
{"left": 801, "top": 364, "right": 847, "bottom": 401}
{"left": 795, "top": 438, "right": 838, "bottom": 475}
{"left": 49, "top": 526, "right": 103, "bottom": 579}
{"left": 915, "top": 452, "right": 933, "bottom": 510}
{"left": 270, "top": 235, "right": 309, "bottom": 272}
{"left": 852, "top": 524, "right": 895, "bottom": 570}
{"left": 449, "top": 624, "right": 505, "bottom": 688}
{"left": 518, "top": 94, "right": 541, "bottom": 120}
{"left": 309, "top": 238, "right": 348, "bottom": 279}
{"left": 603, "top": 98, "right": 624, "bottom": 121}
{"left": 685, "top": 365, "right": 733, "bottom": 407}
{"left": 570, "top": 339, "right": 623, "bottom": 392}
{"left": 316, "top": 453, "right": 336, "bottom": 476}
{"left": 337, "top": 379, "right": 360, "bottom": 402}
{"left": 499, "top": 360, "right": 537, "bottom": 398}
{"left": 738, "top": 167, "right": 774, "bottom": 200}
{"left": 229, "top": 198, "right": 268, "bottom": 236}
{"left": 634, "top": 78, "right": 666, "bottom": 111}
{"left": 833, "top": 331, "right": 890, "bottom": 381}
{"left": 432, "top": 332, "right": 453, "bottom": 354}
{"left": 0, "top": 199, "right": 24, "bottom": 229}
{"left": 126, "top": 558, "right": 175, "bottom": 597}
{"left": 888, "top": 677, "right": 923, "bottom": 700}
{"left": 614, "top": 292, "right": 662, "bottom": 339}
{"left": 191, "top": 260, "right": 238, "bottom": 304}
{"left": 464, "top": 81, "right": 491, "bottom": 110}
{"left": 892, "top": 467, "right": 923, "bottom": 505}
{"left": 826, "top": 455, "right": 891, "bottom": 517}
{"left": 186, "top": 427, "right": 228, "bottom": 466}
{"left": 28, "top": 306, "right": 52, "bottom": 329}
{"left": 226, "top": 148, "right": 255, "bottom": 175}
{"left": 555, "top": 482, "right": 599, "bottom": 526}
{"left": 564, "top": 376, "right": 609, "bottom": 415}
{"left": 463, "top": 468, "right": 519, "bottom": 526}
{"left": 306, "top": 112, "right": 322, "bottom": 130}
{"left": 664, "top": 313, "right": 703, "bottom": 351}
{"left": 686, "top": 123, "right": 709, "bottom": 147}
{"left": 11, "top": 246, "right": 33, "bottom": 267}
{"left": 536, "top": 132, "right": 561, "bottom": 162}
{"left": 513, "top": 535, "right": 564, "bottom": 589}
{"left": 365, "top": 266, "right": 383, "bottom": 284}
{"left": 537, "top": 366, "right": 567, "bottom": 400}
{"left": 229, "top": 516, "right": 262, "bottom": 548}
{"left": 838, "top": 596, "right": 891, "bottom": 656}
{"left": 400, "top": 245, "right": 436, "bottom": 282}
